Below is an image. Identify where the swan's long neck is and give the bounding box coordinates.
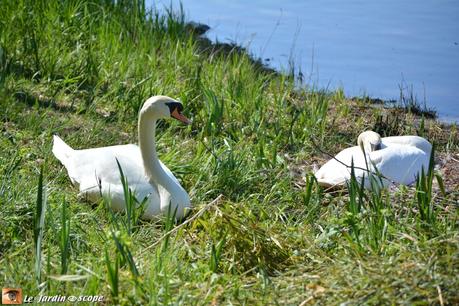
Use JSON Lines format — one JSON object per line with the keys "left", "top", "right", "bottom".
{"left": 138, "top": 113, "right": 184, "bottom": 197}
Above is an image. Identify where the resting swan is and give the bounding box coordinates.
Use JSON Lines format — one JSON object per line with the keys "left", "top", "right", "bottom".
{"left": 52, "top": 95, "right": 191, "bottom": 219}
{"left": 315, "top": 131, "right": 432, "bottom": 189}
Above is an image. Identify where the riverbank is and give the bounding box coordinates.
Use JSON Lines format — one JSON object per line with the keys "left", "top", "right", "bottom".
{"left": 1, "top": 1, "right": 458, "bottom": 304}
{"left": 171, "top": 0, "right": 459, "bottom": 122}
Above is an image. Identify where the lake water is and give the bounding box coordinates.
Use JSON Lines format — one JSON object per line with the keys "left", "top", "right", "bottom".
{"left": 151, "top": 0, "right": 459, "bottom": 122}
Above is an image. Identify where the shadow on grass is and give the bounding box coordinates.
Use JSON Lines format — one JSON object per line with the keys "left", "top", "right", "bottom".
{"left": 14, "top": 91, "right": 75, "bottom": 113}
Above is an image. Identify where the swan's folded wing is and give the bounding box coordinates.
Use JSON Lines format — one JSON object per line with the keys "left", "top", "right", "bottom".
{"left": 315, "top": 158, "right": 349, "bottom": 187}
{"left": 68, "top": 144, "right": 146, "bottom": 187}
{"left": 315, "top": 146, "right": 369, "bottom": 186}
{"left": 369, "top": 145, "right": 429, "bottom": 185}
{"left": 381, "top": 136, "right": 432, "bottom": 154}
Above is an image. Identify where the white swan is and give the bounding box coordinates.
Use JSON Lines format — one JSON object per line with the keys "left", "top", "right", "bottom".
{"left": 52, "top": 95, "right": 192, "bottom": 219}
{"left": 315, "top": 131, "right": 432, "bottom": 189}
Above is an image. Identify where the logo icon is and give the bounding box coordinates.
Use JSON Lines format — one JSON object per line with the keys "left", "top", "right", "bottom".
{"left": 2, "top": 288, "right": 22, "bottom": 304}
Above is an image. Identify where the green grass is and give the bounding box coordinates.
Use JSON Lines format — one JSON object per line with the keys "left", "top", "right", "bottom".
{"left": 1, "top": 0, "right": 458, "bottom": 304}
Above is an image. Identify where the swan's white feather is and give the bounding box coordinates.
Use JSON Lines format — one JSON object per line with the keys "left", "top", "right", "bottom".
{"left": 53, "top": 136, "right": 180, "bottom": 219}
{"left": 315, "top": 135, "right": 431, "bottom": 189}
{"left": 381, "top": 136, "right": 432, "bottom": 154}
{"left": 52, "top": 96, "right": 191, "bottom": 220}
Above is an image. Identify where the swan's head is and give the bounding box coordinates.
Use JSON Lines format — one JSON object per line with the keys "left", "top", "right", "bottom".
{"left": 141, "top": 95, "right": 191, "bottom": 124}
{"left": 357, "top": 131, "right": 382, "bottom": 152}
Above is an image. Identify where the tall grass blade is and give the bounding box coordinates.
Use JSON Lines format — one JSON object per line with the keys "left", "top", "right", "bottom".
{"left": 111, "top": 231, "right": 139, "bottom": 277}
{"left": 105, "top": 249, "right": 119, "bottom": 303}
{"left": 34, "top": 165, "right": 47, "bottom": 285}
{"left": 210, "top": 232, "right": 227, "bottom": 273}
{"left": 415, "top": 144, "right": 437, "bottom": 226}
{"left": 60, "top": 197, "right": 71, "bottom": 274}
{"left": 116, "top": 158, "right": 145, "bottom": 235}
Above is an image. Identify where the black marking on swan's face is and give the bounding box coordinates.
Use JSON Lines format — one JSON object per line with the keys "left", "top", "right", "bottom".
{"left": 165, "top": 101, "right": 190, "bottom": 125}
{"left": 372, "top": 142, "right": 382, "bottom": 151}
{"left": 165, "top": 101, "right": 183, "bottom": 114}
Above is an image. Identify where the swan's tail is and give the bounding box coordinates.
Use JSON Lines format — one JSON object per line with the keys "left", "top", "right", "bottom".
{"left": 52, "top": 135, "right": 74, "bottom": 163}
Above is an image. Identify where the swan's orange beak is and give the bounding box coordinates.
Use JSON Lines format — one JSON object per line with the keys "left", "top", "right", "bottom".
{"left": 171, "top": 108, "right": 191, "bottom": 125}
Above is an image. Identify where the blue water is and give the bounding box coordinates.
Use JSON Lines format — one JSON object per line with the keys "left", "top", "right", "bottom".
{"left": 151, "top": 0, "right": 459, "bottom": 122}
